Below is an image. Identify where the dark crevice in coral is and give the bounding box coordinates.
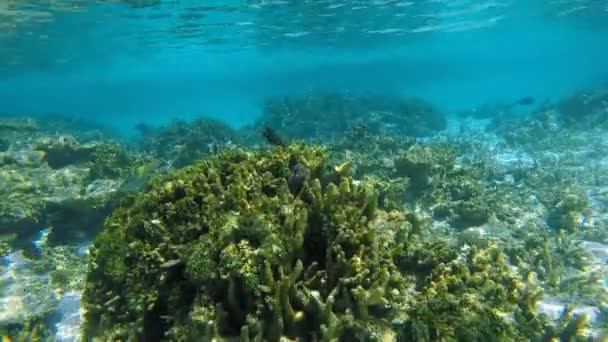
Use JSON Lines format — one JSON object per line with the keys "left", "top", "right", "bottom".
{"left": 40, "top": 145, "right": 95, "bottom": 169}
{"left": 143, "top": 303, "right": 166, "bottom": 342}
{"left": 44, "top": 201, "right": 113, "bottom": 245}
{"left": 302, "top": 214, "right": 328, "bottom": 269}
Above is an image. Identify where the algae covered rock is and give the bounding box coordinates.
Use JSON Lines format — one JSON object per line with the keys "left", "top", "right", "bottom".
{"left": 330, "top": 140, "right": 506, "bottom": 229}
{"left": 35, "top": 135, "right": 95, "bottom": 169}
{"left": 546, "top": 188, "right": 588, "bottom": 232}
{"left": 0, "top": 125, "right": 139, "bottom": 246}
{"left": 34, "top": 135, "right": 133, "bottom": 176}
{"left": 556, "top": 87, "right": 608, "bottom": 129}
{"left": 0, "top": 168, "right": 47, "bottom": 239}
{"left": 83, "top": 145, "right": 554, "bottom": 341}
{"left": 136, "top": 117, "right": 241, "bottom": 168}
{"left": 0, "top": 117, "right": 40, "bottom": 132}
{"left": 257, "top": 92, "right": 446, "bottom": 142}
{"left": 393, "top": 144, "right": 456, "bottom": 193}
{"left": 0, "top": 158, "right": 122, "bottom": 244}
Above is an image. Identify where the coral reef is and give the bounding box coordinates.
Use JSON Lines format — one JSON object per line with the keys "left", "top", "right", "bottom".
{"left": 329, "top": 135, "right": 512, "bottom": 230}
{"left": 83, "top": 145, "right": 565, "bottom": 340}
{"left": 136, "top": 117, "right": 241, "bottom": 168}
{"left": 556, "top": 88, "right": 608, "bottom": 129}
{"left": 545, "top": 187, "right": 589, "bottom": 233}
{"left": 0, "top": 118, "right": 139, "bottom": 247}
{"left": 488, "top": 87, "right": 608, "bottom": 153}
{"left": 4, "top": 83, "right": 608, "bottom": 340}
{"left": 255, "top": 92, "right": 446, "bottom": 142}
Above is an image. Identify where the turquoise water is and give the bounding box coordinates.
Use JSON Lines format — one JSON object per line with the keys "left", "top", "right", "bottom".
{"left": 2, "top": 1, "right": 607, "bottom": 132}
{"left": 2, "top": 1, "right": 608, "bottom": 340}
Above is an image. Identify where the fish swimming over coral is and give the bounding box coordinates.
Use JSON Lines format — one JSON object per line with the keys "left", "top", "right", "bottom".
{"left": 261, "top": 126, "right": 288, "bottom": 147}
{"left": 516, "top": 96, "right": 535, "bottom": 106}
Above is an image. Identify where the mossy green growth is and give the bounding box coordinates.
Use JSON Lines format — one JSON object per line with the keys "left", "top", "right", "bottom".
{"left": 0, "top": 233, "right": 16, "bottom": 257}
{"left": 86, "top": 143, "right": 133, "bottom": 180}
{"left": 1, "top": 316, "right": 51, "bottom": 342}
{"left": 331, "top": 138, "right": 514, "bottom": 229}
{"left": 391, "top": 144, "right": 511, "bottom": 229}
{"left": 84, "top": 144, "right": 398, "bottom": 340}
{"left": 393, "top": 144, "right": 456, "bottom": 193}
{"left": 83, "top": 145, "right": 555, "bottom": 341}
{"left": 546, "top": 187, "right": 588, "bottom": 232}
{"left": 403, "top": 246, "right": 521, "bottom": 340}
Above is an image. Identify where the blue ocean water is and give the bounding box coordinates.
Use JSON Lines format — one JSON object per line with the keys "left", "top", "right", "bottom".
{"left": 1, "top": 0, "right": 607, "bottom": 133}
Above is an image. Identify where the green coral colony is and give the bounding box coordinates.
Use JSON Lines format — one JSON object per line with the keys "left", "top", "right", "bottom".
{"left": 82, "top": 144, "right": 586, "bottom": 341}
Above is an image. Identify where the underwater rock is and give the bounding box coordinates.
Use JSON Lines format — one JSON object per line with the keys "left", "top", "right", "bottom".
{"left": 44, "top": 199, "right": 114, "bottom": 245}
{"left": 257, "top": 92, "right": 446, "bottom": 142}
{"left": 0, "top": 123, "right": 139, "bottom": 248}
{"left": 35, "top": 136, "right": 96, "bottom": 169}
{"left": 488, "top": 88, "right": 608, "bottom": 152}
{"left": 547, "top": 189, "right": 589, "bottom": 232}
{"left": 0, "top": 172, "right": 119, "bottom": 245}
{"left": 0, "top": 150, "right": 47, "bottom": 167}
{"left": 136, "top": 117, "right": 241, "bottom": 168}
{"left": 0, "top": 167, "right": 45, "bottom": 238}
{"left": 0, "top": 117, "right": 40, "bottom": 132}
{"left": 458, "top": 218, "right": 513, "bottom": 248}
{"left": 451, "top": 198, "right": 492, "bottom": 229}
{"left": 393, "top": 144, "right": 446, "bottom": 193}
{"left": 581, "top": 241, "right": 608, "bottom": 264}
{"left": 0, "top": 210, "right": 41, "bottom": 243}
{"left": 329, "top": 138, "right": 511, "bottom": 229}
{"left": 32, "top": 134, "right": 132, "bottom": 174}
{"left": 556, "top": 88, "right": 608, "bottom": 128}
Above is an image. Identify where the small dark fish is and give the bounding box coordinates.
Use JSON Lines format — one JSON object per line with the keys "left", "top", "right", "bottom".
{"left": 134, "top": 122, "right": 155, "bottom": 136}
{"left": 261, "top": 127, "right": 287, "bottom": 147}
{"left": 288, "top": 162, "right": 309, "bottom": 195}
{"left": 516, "top": 96, "right": 535, "bottom": 106}
{"left": 125, "top": 0, "right": 161, "bottom": 8}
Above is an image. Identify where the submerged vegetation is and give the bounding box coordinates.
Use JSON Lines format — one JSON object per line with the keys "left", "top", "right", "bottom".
{"left": 1, "top": 87, "right": 608, "bottom": 339}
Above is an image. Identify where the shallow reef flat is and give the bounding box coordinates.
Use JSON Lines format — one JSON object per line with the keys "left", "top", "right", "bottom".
{"left": 0, "top": 116, "right": 139, "bottom": 248}
{"left": 1, "top": 88, "right": 608, "bottom": 340}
